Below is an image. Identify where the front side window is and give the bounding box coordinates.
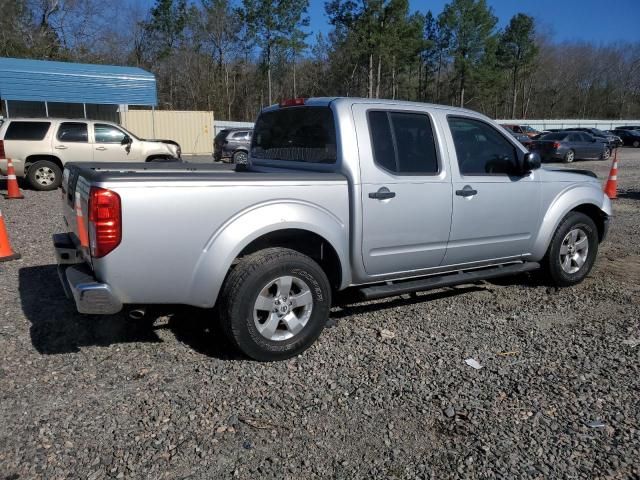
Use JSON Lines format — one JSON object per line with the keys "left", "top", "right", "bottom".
{"left": 448, "top": 117, "right": 518, "bottom": 176}
{"left": 94, "top": 124, "right": 126, "bottom": 144}
{"left": 4, "top": 121, "right": 51, "bottom": 140}
{"left": 252, "top": 107, "right": 336, "bottom": 164}
{"left": 368, "top": 111, "right": 439, "bottom": 174}
{"left": 57, "top": 122, "right": 88, "bottom": 142}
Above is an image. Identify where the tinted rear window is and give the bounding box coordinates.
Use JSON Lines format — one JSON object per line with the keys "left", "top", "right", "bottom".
{"left": 541, "top": 133, "right": 567, "bottom": 140}
{"left": 251, "top": 107, "right": 336, "bottom": 163}
{"left": 4, "top": 121, "right": 51, "bottom": 140}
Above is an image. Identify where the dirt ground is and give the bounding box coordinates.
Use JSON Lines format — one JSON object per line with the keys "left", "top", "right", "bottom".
{"left": 0, "top": 149, "right": 639, "bottom": 479}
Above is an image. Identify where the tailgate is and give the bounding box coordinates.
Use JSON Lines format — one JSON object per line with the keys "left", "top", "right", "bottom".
{"left": 61, "top": 166, "right": 92, "bottom": 264}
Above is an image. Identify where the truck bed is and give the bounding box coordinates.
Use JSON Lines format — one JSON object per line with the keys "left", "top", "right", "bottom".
{"left": 65, "top": 162, "right": 346, "bottom": 183}
{"left": 61, "top": 162, "right": 350, "bottom": 309}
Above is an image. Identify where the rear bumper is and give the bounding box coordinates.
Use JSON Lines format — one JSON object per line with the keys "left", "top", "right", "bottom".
{"left": 0, "top": 158, "right": 26, "bottom": 176}
{"left": 53, "top": 233, "right": 122, "bottom": 315}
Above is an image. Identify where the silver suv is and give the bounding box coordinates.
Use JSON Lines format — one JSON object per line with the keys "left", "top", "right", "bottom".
{"left": 0, "top": 118, "right": 181, "bottom": 190}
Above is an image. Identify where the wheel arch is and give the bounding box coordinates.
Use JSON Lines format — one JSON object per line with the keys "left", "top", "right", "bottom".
{"left": 531, "top": 185, "right": 609, "bottom": 260}
{"left": 24, "top": 154, "right": 63, "bottom": 173}
{"left": 187, "top": 201, "right": 350, "bottom": 308}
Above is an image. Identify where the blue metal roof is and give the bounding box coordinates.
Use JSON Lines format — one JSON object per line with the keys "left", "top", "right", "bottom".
{"left": 0, "top": 57, "right": 157, "bottom": 106}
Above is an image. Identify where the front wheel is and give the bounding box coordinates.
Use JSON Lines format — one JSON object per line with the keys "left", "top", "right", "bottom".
{"left": 26, "top": 160, "right": 62, "bottom": 191}
{"left": 541, "top": 212, "right": 599, "bottom": 287}
{"left": 218, "top": 248, "right": 332, "bottom": 361}
{"left": 602, "top": 147, "right": 611, "bottom": 160}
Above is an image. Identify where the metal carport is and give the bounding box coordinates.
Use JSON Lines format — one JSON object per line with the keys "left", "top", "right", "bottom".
{"left": 0, "top": 57, "right": 157, "bottom": 121}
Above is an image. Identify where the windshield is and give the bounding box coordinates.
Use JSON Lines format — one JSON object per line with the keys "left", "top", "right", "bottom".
{"left": 251, "top": 106, "right": 337, "bottom": 164}
{"left": 522, "top": 125, "right": 538, "bottom": 133}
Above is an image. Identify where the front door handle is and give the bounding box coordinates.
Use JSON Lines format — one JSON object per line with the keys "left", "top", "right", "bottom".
{"left": 369, "top": 187, "right": 396, "bottom": 200}
{"left": 455, "top": 185, "right": 478, "bottom": 197}
{"left": 55, "top": 145, "right": 68, "bottom": 150}
{"left": 95, "top": 146, "right": 107, "bottom": 151}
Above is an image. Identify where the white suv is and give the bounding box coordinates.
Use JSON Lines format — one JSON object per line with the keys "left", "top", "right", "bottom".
{"left": 0, "top": 118, "right": 181, "bottom": 190}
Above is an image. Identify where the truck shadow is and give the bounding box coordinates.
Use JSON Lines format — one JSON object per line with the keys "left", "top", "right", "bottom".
{"left": 18, "top": 265, "right": 241, "bottom": 359}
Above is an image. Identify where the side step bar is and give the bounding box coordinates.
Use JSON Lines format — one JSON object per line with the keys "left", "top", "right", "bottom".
{"left": 358, "top": 262, "right": 540, "bottom": 301}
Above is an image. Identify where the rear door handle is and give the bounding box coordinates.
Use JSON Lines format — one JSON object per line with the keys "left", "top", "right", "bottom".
{"left": 95, "top": 146, "right": 107, "bottom": 151}
{"left": 55, "top": 145, "right": 68, "bottom": 150}
{"left": 455, "top": 186, "right": 478, "bottom": 197}
{"left": 369, "top": 187, "right": 396, "bottom": 200}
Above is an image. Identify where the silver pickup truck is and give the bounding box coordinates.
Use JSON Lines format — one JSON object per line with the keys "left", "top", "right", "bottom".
{"left": 53, "top": 97, "right": 611, "bottom": 361}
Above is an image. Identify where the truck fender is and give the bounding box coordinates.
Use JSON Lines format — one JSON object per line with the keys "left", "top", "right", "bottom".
{"left": 530, "top": 184, "right": 611, "bottom": 260}
{"left": 187, "top": 200, "right": 350, "bottom": 308}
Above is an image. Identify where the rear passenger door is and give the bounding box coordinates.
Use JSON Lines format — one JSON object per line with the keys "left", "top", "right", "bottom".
{"left": 52, "top": 122, "right": 93, "bottom": 163}
{"left": 354, "top": 105, "right": 453, "bottom": 276}
{"left": 444, "top": 116, "right": 541, "bottom": 266}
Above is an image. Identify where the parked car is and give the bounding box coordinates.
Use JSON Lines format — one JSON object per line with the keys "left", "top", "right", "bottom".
{"left": 54, "top": 97, "right": 611, "bottom": 361}
{"left": 530, "top": 131, "right": 610, "bottom": 163}
{"left": 612, "top": 129, "right": 640, "bottom": 147}
{"left": 566, "top": 128, "right": 622, "bottom": 148}
{"left": 0, "top": 118, "right": 181, "bottom": 190}
{"left": 615, "top": 125, "right": 640, "bottom": 131}
{"left": 500, "top": 124, "right": 540, "bottom": 138}
{"left": 214, "top": 128, "right": 252, "bottom": 163}
{"left": 507, "top": 131, "right": 532, "bottom": 149}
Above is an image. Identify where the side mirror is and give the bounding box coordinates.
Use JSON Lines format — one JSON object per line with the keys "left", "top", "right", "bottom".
{"left": 591, "top": 137, "right": 597, "bottom": 142}
{"left": 121, "top": 135, "right": 132, "bottom": 146}
{"left": 522, "top": 152, "right": 541, "bottom": 174}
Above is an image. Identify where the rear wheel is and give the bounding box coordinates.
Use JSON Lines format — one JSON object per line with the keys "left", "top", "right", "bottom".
{"left": 633, "top": 140, "right": 640, "bottom": 148}
{"left": 541, "top": 212, "right": 598, "bottom": 287}
{"left": 563, "top": 150, "right": 575, "bottom": 163}
{"left": 26, "top": 160, "right": 62, "bottom": 191}
{"left": 232, "top": 150, "right": 248, "bottom": 164}
{"left": 218, "top": 248, "right": 331, "bottom": 361}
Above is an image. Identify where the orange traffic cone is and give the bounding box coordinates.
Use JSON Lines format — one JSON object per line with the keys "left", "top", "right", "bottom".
{"left": 603, "top": 150, "right": 618, "bottom": 199}
{"left": 0, "top": 209, "right": 20, "bottom": 262}
{"left": 4, "top": 159, "right": 24, "bottom": 199}
{"left": 75, "top": 192, "right": 90, "bottom": 248}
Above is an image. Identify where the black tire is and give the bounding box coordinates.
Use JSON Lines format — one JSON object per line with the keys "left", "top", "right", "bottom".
{"left": 541, "top": 212, "right": 599, "bottom": 287}
{"left": 232, "top": 150, "right": 248, "bottom": 164}
{"left": 563, "top": 149, "right": 575, "bottom": 163}
{"left": 633, "top": 140, "right": 640, "bottom": 148}
{"left": 26, "top": 160, "right": 62, "bottom": 191}
{"left": 602, "top": 147, "right": 611, "bottom": 160}
{"left": 218, "top": 247, "right": 332, "bottom": 361}
{"left": 146, "top": 155, "right": 173, "bottom": 162}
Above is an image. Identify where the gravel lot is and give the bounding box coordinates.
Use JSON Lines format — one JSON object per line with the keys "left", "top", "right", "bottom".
{"left": 1, "top": 150, "right": 639, "bottom": 479}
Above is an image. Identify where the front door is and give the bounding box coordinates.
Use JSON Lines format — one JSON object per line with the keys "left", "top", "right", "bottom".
{"left": 354, "top": 104, "right": 453, "bottom": 276}
{"left": 52, "top": 122, "right": 93, "bottom": 162}
{"left": 92, "top": 123, "right": 135, "bottom": 162}
{"left": 443, "top": 116, "right": 541, "bottom": 266}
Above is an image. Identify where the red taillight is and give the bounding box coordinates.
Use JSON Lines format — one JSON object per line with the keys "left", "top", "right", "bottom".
{"left": 0, "top": 140, "right": 5, "bottom": 158}
{"left": 553, "top": 142, "right": 561, "bottom": 149}
{"left": 279, "top": 98, "right": 306, "bottom": 107}
{"left": 88, "top": 187, "right": 121, "bottom": 258}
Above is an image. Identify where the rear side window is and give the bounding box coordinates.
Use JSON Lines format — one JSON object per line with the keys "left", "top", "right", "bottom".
{"left": 57, "top": 122, "right": 88, "bottom": 142}
{"left": 449, "top": 117, "right": 518, "bottom": 176}
{"left": 4, "top": 121, "right": 51, "bottom": 140}
{"left": 252, "top": 107, "right": 336, "bottom": 163}
{"left": 368, "top": 111, "right": 439, "bottom": 174}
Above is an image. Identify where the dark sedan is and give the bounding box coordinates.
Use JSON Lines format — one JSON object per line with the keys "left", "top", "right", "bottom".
{"left": 612, "top": 129, "right": 640, "bottom": 147}
{"left": 530, "top": 131, "right": 610, "bottom": 163}
{"left": 567, "top": 127, "right": 622, "bottom": 148}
